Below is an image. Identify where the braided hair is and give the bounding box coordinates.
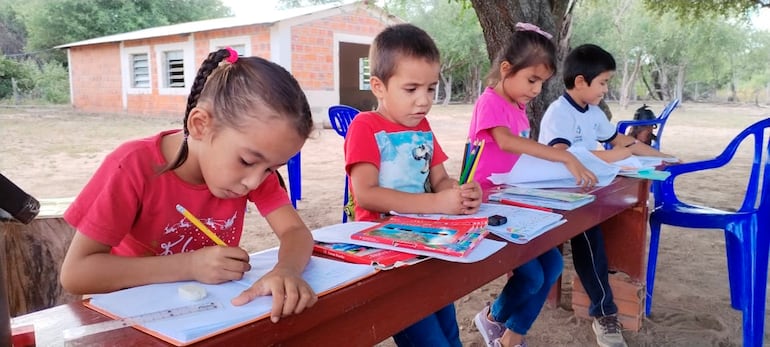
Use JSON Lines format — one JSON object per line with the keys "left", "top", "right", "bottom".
{"left": 160, "top": 49, "right": 313, "bottom": 173}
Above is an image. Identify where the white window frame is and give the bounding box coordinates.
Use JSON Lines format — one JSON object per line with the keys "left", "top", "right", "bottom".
{"left": 154, "top": 41, "right": 194, "bottom": 95}
{"left": 121, "top": 45, "right": 152, "bottom": 95}
{"left": 359, "top": 57, "right": 371, "bottom": 91}
{"left": 209, "top": 36, "right": 252, "bottom": 57}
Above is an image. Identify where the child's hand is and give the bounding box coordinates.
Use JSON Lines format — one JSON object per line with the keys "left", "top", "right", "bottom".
{"left": 434, "top": 187, "right": 468, "bottom": 215}
{"left": 459, "top": 181, "right": 482, "bottom": 214}
{"left": 564, "top": 155, "right": 598, "bottom": 189}
{"left": 188, "top": 246, "right": 251, "bottom": 284}
{"left": 230, "top": 266, "right": 318, "bottom": 322}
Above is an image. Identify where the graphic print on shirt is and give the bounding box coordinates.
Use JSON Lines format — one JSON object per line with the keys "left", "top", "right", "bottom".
{"left": 375, "top": 130, "right": 433, "bottom": 193}
{"left": 160, "top": 210, "right": 239, "bottom": 255}
{"left": 574, "top": 124, "right": 584, "bottom": 145}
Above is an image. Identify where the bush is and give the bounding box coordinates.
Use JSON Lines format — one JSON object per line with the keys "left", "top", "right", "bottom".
{"left": 0, "top": 57, "right": 33, "bottom": 99}
{"left": 27, "top": 61, "right": 69, "bottom": 104}
{"left": 0, "top": 58, "right": 70, "bottom": 104}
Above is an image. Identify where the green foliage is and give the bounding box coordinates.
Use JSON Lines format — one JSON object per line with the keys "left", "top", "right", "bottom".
{"left": 0, "top": 56, "right": 33, "bottom": 98}
{"left": 15, "top": 0, "right": 231, "bottom": 60}
{"left": 573, "top": 0, "right": 770, "bottom": 103}
{"left": 643, "top": 0, "right": 766, "bottom": 21}
{"left": 0, "top": 2, "right": 27, "bottom": 55}
{"left": 0, "top": 57, "right": 69, "bottom": 103}
{"left": 26, "top": 60, "right": 70, "bottom": 103}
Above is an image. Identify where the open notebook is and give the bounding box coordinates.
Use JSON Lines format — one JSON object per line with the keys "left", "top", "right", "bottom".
{"left": 82, "top": 247, "right": 377, "bottom": 346}
{"left": 488, "top": 147, "right": 620, "bottom": 188}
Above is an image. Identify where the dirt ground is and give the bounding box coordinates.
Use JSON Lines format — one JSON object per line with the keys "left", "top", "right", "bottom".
{"left": 1, "top": 101, "right": 769, "bottom": 346}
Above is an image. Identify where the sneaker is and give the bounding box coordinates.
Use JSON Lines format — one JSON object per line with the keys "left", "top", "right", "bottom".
{"left": 474, "top": 304, "right": 505, "bottom": 346}
{"left": 491, "top": 337, "right": 527, "bottom": 347}
{"left": 592, "top": 314, "right": 628, "bottom": 347}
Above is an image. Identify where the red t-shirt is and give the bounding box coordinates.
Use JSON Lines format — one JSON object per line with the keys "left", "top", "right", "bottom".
{"left": 64, "top": 130, "right": 290, "bottom": 256}
{"left": 344, "top": 112, "right": 448, "bottom": 222}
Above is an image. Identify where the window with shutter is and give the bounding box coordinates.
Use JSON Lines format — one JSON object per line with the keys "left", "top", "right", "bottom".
{"left": 165, "top": 50, "right": 185, "bottom": 88}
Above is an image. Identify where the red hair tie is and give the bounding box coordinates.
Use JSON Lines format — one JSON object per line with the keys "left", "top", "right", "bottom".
{"left": 225, "top": 47, "right": 239, "bottom": 63}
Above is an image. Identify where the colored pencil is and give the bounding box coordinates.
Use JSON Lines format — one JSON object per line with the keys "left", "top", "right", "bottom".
{"left": 175, "top": 204, "right": 227, "bottom": 246}
{"left": 497, "top": 198, "right": 553, "bottom": 212}
{"left": 466, "top": 139, "right": 485, "bottom": 183}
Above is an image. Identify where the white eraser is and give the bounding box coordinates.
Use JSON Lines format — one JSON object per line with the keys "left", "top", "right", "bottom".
{"left": 178, "top": 283, "right": 207, "bottom": 301}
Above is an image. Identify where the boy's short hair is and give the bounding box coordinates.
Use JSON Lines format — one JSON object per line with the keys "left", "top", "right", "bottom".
{"left": 369, "top": 23, "right": 440, "bottom": 86}
{"left": 563, "top": 44, "right": 616, "bottom": 89}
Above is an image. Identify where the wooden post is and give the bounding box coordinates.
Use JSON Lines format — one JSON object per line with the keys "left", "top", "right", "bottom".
{"left": 0, "top": 199, "right": 80, "bottom": 317}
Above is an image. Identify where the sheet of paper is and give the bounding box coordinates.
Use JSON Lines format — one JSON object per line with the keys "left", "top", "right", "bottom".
{"left": 312, "top": 222, "right": 506, "bottom": 263}
{"left": 88, "top": 247, "right": 377, "bottom": 345}
{"left": 488, "top": 147, "right": 620, "bottom": 188}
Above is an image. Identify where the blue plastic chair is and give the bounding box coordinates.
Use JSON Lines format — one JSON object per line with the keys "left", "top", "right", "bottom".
{"left": 287, "top": 152, "right": 301, "bottom": 208}
{"left": 605, "top": 99, "right": 679, "bottom": 150}
{"left": 328, "top": 105, "right": 361, "bottom": 222}
{"left": 645, "top": 117, "right": 770, "bottom": 347}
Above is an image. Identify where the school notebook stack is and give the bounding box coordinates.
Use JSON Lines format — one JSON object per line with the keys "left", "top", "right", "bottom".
{"left": 393, "top": 203, "right": 565, "bottom": 244}
{"left": 350, "top": 215, "right": 489, "bottom": 257}
{"left": 312, "top": 241, "right": 426, "bottom": 270}
{"left": 74, "top": 248, "right": 377, "bottom": 346}
{"left": 312, "top": 222, "right": 507, "bottom": 264}
{"left": 488, "top": 186, "right": 596, "bottom": 211}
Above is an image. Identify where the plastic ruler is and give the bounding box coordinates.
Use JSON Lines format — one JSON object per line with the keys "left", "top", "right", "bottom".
{"left": 62, "top": 301, "right": 221, "bottom": 340}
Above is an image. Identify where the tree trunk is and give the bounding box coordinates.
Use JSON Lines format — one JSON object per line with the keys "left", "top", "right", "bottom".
{"left": 442, "top": 74, "right": 452, "bottom": 106}
{"left": 619, "top": 52, "right": 642, "bottom": 109}
{"left": 675, "top": 63, "right": 686, "bottom": 103}
{"left": 469, "top": 0, "right": 573, "bottom": 140}
{"left": 1, "top": 218, "right": 80, "bottom": 317}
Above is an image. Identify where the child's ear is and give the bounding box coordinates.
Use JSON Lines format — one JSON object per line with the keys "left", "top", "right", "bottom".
{"left": 187, "top": 107, "right": 213, "bottom": 140}
{"left": 370, "top": 76, "right": 387, "bottom": 99}
{"left": 499, "top": 61, "right": 512, "bottom": 77}
{"left": 574, "top": 75, "right": 589, "bottom": 89}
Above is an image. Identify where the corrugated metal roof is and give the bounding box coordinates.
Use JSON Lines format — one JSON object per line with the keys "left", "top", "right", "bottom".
{"left": 56, "top": 2, "right": 354, "bottom": 49}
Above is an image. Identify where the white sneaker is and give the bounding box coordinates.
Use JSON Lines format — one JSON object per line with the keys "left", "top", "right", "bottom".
{"left": 592, "top": 314, "right": 628, "bottom": 347}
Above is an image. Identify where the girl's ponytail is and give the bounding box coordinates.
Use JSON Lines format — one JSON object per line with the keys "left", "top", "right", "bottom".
{"left": 159, "top": 49, "right": 235, "bottom": 173}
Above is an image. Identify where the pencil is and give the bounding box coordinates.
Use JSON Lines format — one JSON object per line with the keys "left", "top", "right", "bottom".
{"left": 459, "top": 141, "right": 474, "bottom": 184}
{"left": 460, "top": 141, "right": 480, "bottom": 184}
{"left": 466, "top": 139, "right": 485, "bottom": 183}
{"left": 175, "top": 204, "right": 227, "bottom": 246}
{"left": 497, "top": 198, "right": 553, "bottom": 212}
{"left": 459, "top": 138, "right": 470, "bottom": 180}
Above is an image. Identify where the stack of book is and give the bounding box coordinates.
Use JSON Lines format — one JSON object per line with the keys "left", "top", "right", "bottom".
{"left": 489, "top": 186, "right": 595, "bottom": 211}
{"left": 312, "top": 242, "right": 426, "bottom": 270}
{"left": 349, "top": 216, "right": 489, "bottom": 258}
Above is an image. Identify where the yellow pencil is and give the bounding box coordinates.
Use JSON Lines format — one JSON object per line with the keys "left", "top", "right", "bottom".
{"left": 466, "top": 139, "right": 485, "bottom": 183}
{"left": 175, "top": 204, "right": 226, "bottom": 246}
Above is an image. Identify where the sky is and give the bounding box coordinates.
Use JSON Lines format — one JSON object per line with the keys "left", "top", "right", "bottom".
{"left": 752, "top": 8, "right": 770, "bottom": 30}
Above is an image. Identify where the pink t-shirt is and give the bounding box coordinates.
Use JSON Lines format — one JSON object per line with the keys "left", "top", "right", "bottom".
{"left": 64, "top": 130, "right": 290, "bottom": 257}
{"left": 345, "top": 111, "right": 448, "bottom": 222}
{"left": 468, "top": 87, "right": 531, "bottom": 189}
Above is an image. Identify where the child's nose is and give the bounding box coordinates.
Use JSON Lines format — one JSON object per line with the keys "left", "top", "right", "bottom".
{"left": 242, "top": 172, "right": 266, "bottom": 191}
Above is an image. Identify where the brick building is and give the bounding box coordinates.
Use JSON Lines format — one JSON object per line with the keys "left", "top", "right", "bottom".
{"left": 56, "top": 2, "right": 399, "bottom": 123}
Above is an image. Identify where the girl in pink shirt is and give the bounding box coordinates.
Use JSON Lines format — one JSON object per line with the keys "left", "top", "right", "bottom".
{"left": 469, "top": 24, "right": 596, "bottom": 347}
